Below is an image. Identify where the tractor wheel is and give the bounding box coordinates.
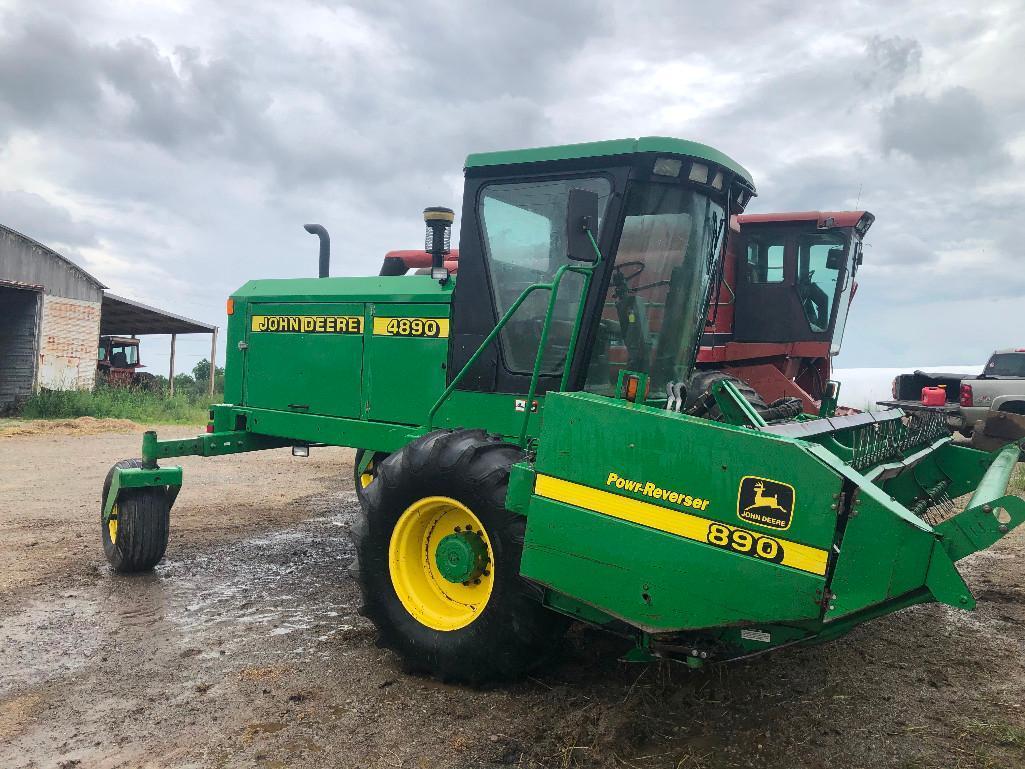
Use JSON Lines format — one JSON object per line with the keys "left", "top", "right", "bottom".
{"left": 101, "top": 459, "right": 171, "bottom": 573}
{"left": 352, "top": 429, "right": 569, "bottom": 684}
{"left": 684, "top": 371, "right": 768, "bottom": 421}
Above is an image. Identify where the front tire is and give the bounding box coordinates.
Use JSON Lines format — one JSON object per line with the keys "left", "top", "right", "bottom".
{"left": 101, "top": 459, "right": 171, "bottom": 573}
{"left": 352, "top": 429, "right": 568, "bottom": 684}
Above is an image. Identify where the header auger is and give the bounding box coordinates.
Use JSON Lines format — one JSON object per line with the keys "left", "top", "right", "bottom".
{"left": 100, "top": 137, "right": 1023, "bottom": 684}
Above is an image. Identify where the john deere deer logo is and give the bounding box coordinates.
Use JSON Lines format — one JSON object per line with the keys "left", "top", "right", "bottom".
{"left": 737, "top": 476, "right": 795, "bottom": 531}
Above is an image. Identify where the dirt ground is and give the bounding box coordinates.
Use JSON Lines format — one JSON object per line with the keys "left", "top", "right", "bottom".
{"left": 1, "top": 422, "right": 1024, "bottom": 769}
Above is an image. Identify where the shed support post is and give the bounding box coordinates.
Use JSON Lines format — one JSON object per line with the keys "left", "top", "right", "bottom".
{"left": 209, "top": 327, "right": 218, "bottom": 396}
{"left": 169, "top": 333, "right": 177, "bottom": 397}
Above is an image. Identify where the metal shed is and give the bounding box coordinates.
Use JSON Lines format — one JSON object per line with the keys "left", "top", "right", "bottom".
{"left": 1, "top": 223, "right": 219, "bottom": 412}
{"left": 0, "top": 224, "right": 105, "bottom": 411}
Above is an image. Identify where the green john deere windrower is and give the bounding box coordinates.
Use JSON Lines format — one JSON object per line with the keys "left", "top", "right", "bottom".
{"left": 100, "top": 137, "right": 1024, "bottom": 683}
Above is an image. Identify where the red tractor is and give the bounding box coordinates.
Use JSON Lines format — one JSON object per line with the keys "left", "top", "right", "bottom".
{"left": 96, "top": 335, "right": 159, "bottom": 390}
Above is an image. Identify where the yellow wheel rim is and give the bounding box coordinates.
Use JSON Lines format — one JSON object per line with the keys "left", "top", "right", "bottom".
{"left": 108, "top": 503, "right": 119, "bottom": 544}
{"left": 388, "top": 496, "right": 494, "bottom": 632}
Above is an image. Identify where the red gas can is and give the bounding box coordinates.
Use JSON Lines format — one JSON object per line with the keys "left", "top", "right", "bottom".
{"left": 921, "top": 386, "right": 946, "bottom": 406}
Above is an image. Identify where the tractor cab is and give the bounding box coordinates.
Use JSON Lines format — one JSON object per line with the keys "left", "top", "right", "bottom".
{"left": 97, "top": 335, "right": 155, "bottom": 389}
{"left": 98, "top": 336, "right": 142, "bottom": 374}
{"left": 448, "top": 137, "right": 756, "bottom": 401}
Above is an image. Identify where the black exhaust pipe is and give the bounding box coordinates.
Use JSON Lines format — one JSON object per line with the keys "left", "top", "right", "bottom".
{"left": 304, "top": 224, "right": 330, "bottom": 278}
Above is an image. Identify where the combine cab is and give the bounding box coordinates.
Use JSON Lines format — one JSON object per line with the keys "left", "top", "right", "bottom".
{"left": 98, "top": 137, "right": 1023, "bottom": 684}
{"left": 696, "top": 211, "right": 874, "bottom": 412}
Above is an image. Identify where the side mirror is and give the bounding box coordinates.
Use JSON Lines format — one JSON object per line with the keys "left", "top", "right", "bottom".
{"left": 825, "top": 247, "right": 845, "bottom": 271}
{"left": 566, "top": 188, "right": 601, "bottom": 262}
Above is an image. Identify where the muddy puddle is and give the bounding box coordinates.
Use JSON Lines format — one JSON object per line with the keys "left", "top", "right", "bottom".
{"left": 0, "top": 490, "right": 362, "bottom": 700}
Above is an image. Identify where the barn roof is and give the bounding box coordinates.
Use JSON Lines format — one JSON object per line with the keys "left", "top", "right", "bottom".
{"left": 101, "top": 293, "right": 216, "bottom": 335}
{"left": 0, "top": 223, "right": 107, "bottom": 290}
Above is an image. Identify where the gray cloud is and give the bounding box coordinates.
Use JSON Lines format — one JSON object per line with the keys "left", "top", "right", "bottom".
{"left": 880, "top": 86, "right": 1006, "bottom": 165}
{"left": 0, "top": 191, "right": 97, "bottom": 250}
{"left": 862, "top": 35, "right": 922, "bottom": 89}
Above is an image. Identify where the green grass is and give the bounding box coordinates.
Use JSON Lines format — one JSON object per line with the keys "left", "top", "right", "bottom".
{"left": 17, "top": 387, "right": 216, "bottom": 425}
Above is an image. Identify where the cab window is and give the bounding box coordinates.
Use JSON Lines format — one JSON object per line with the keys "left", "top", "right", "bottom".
{"left": 797, "top": 233, "right": 846, "bottom": 333}
{"left": 746, "top": 237, "right": 785, "bottom": 283}
{"left": 985, "top": 353, "right": 1025, "bottom": 377}
{"left": 109, "top": 345, "right": 138, "bottom": 366}
{"left": 479, "top": 177, "right": 611, "bottom": 373}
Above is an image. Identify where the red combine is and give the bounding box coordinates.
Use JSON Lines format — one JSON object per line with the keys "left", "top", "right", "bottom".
{"left": 696, "top": 210, "right": 874, "bottom": 411}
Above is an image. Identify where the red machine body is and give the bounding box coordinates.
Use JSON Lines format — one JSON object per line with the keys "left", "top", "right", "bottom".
{"left": 696, "top": 210, "right": 874, "bottom": 412}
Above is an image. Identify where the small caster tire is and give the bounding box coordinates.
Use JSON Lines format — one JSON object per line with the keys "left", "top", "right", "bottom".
{"left": 101, "top": 459, "right": 171, "bottom": 573}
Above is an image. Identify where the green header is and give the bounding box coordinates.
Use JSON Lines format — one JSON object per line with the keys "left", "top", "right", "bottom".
{"left": 465, "top": 136, "right": 754, "bottom": 188}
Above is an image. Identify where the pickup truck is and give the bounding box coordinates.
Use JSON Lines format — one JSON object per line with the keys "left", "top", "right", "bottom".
{"left": 880, "top": 349, "right": 1025, "bottom": 450}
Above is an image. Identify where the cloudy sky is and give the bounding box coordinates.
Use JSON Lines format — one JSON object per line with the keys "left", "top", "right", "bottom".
{"left": 1, "top": 0, "right": 1022, "bottom": 375}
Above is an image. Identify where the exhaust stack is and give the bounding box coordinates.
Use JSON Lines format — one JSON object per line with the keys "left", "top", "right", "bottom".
{"left": 304, "top": 224, "right": 330, "bottom": 278}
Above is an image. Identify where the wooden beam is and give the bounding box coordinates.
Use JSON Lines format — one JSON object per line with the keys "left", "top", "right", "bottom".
{"left": 169, "top": 333, "right": 177, "bottom": 397}
{"left": 209, "top": 327, "right": 218, "bottom": 396}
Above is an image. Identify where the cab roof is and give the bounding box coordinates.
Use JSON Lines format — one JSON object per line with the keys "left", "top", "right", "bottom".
{"left": 464, "top": 136, "right": 754, "bottom": 189}
{"left": 738, "top": 211, "right": 874, "bottom": 230}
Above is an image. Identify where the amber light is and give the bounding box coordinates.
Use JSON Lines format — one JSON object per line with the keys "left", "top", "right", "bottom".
{"left": 226, "top": 298, "right": 235, "bottom": 316}
{"left": 623, "top": 375, "right": 649, "bottom": 403}
{"left": 624, "top": 376, "right": 638, "bottom": 401}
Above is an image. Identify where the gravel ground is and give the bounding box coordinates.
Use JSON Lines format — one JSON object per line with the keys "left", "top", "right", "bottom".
{"left": 1, "top": 422, "right": 1023, "bottom": 769}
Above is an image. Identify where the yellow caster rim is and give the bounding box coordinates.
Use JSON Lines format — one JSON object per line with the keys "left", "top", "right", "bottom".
{"left": 388, "top": 496, "right": 494, "bottom": 631}
{"left": 108, "top": 503, "right": 119, "bottom": 544}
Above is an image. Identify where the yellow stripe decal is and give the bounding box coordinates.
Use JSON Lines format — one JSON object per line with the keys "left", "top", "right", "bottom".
{"left": 533, "top": 474, "right": 828, "bottom": 576}
{"left": 372, "top": 317, "right": 450, "bottom": 338}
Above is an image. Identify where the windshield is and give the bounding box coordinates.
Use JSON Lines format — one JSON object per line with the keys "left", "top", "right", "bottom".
{"left": 585, "top": 181, "right": 726, "bottom": 396}
{"left": 829, "top": 238, "right": 859, "bottom": 354}
{"left": 109, "top": 344, "right": 139, "bottom": 366}
{"left": 796, "top": 231, "right": 848, "bottom": 334}
{"left": 985, "top": 353, "right": 1025, "bottom": 377}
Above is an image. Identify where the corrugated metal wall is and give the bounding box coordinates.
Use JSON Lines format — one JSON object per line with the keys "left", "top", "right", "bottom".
{"left": 37, "top": 295, "right": 101, "bottom": 390}
{"left": 0, "top": 225, "right": 103, "bottom": 303}
{"left": 0, "top": 285, "right": 41, "bottom": 411}
{"left": 1, "top": 224, "right": 106, "bottom": 400}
